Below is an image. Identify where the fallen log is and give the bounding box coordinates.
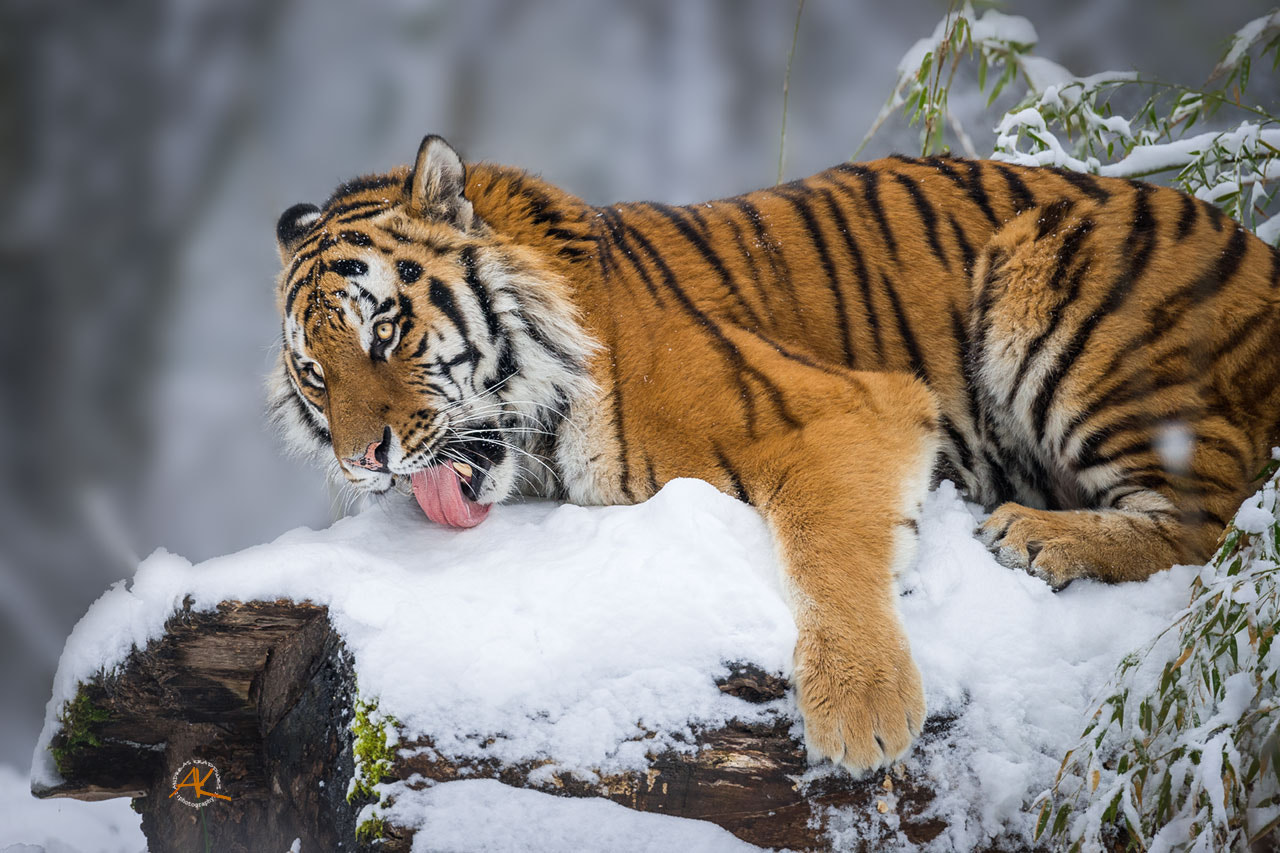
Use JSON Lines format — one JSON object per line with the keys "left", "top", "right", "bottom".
{"left": 34, "top": 600, "right": 965, "bottom": 851}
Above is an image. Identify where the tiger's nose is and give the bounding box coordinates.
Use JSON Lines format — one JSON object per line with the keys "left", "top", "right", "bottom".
{"left": 348, "top": 426, "right": 392, "bottom": 473}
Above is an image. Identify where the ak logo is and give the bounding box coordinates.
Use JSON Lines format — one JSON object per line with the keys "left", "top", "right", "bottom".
{"left": 169, "top": 758, "right": 231, "bottom": 808}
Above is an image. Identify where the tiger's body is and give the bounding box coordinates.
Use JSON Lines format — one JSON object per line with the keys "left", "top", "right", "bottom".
{"left": 271, "top": 137, "right": 1280, "bottom": 774}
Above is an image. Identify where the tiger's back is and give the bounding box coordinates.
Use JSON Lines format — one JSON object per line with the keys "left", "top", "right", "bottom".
{"left": 463, "top": 154, "right": 1280, "bottom": 581}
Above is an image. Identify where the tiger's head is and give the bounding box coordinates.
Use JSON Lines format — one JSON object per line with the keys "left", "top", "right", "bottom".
{"left": 269, "top": 135, "right": 595, "bottom": 527}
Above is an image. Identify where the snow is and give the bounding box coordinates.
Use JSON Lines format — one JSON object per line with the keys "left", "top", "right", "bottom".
{"left": 0, "top": 763, "right": 143, "bottom": 853}
{"left": 26, "top": 478, "right": 1204, "bottom": 850}
{"left": 380, "top": 779, "right": 760, "bottom": 853}
{"left": 1099, "top": 126, "right": 1280, "bottom": 179}
{"left": 1215, "top": 10, "right": 1280, "bottom": 79}
{"left": 1235, "top": 503, "right": 1275, "bottom": 534}
{"left": 969, "top": 10, "right": 1038, "bottom": 48}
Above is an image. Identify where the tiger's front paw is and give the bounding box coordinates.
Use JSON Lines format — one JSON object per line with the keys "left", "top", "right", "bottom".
{"left": 793, "top": 624, "right": 925, "bottom": 775}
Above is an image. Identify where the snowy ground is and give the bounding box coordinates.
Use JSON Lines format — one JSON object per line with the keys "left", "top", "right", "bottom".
{"left": 10, "top": 479, "right": 1200, "bottom": 851}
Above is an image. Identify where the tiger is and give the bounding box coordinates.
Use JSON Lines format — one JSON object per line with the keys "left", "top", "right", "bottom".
{"left": 269, "top": 134, "right": 1280, "bottom": 774}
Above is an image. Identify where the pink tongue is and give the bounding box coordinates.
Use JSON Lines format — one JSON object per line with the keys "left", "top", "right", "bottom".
{"left": 411, "top": 464, "right": 491, "bottom": 529}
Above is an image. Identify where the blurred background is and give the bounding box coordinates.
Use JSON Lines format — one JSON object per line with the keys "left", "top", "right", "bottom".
{"left": 0, "top": 0, "right": 1269, "bottom": 774}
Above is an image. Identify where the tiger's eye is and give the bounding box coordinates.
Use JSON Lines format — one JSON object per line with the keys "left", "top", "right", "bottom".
{"left": 375, "top": 321, "right": 395, "bottom": 341}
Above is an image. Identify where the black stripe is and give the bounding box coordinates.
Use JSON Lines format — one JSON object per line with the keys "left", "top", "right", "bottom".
{"left": 746, "top": 329, "right": 850, "bottom": 377}
{"left": 881, "top": 272, "right": 929, "bottom": 382}
{"left": 644, "top": 203, "right": 763, "bottom": 328}
{"left": 598, "top": 209, "right": 664, "bottom": 303}
{"left": 992, "top": 164, "right": 1035, "bottom": 213}
{"left": 609, "top": 349, "right": 634, "bottom": 501}
{"left": 286, "top": 387, "right": 331, "bottom": 446}
{"left": 1075, "top": 405, "right": 1204, "bottom": 472}
{"left": 775, "top": 189, "right": 856, "bottom": 365}
{"left": 962, "top": 160, "right": 1001, "bottom": 227}
{"left": 1205, "top": 203, "right": 1225, "bottom": 232}
{"left": 949, "top": 214, "right": 975, "bottom": 275}
{"left": 1047, "top": 218, "right": 1094, "bottom": 291}
{"left": 938, "top": 415, "right": 975, "bottom": 481}
{"left": 712, "top": 445, "right": 750, "bottom": 504}
{"left": 487, "top": 342, "right": 519, "bottom": 394}
{"left": 324, "top": 175, "right": 399, "bottom": 209}
{"left": 1035, "top": 199, "right": 1074, "bottom": 240}
{"left": 321, "top": 200, "right": 386, "bottom": 221}
{"left": 929, "top": 157, "right": 999, "bottom": 227}
{"left": 817, "top": 187, "right": 883, "bottom": 362}
{"left": 1270, "top": 245, "right": 1280, "bottom": 290}
{"left": 1128, "top": 469, "right": 1235, "bottom": 498}
{"left": 1031, "top": 184, "right": 1156, "bottom": 445}
{"left": 524, "top": 190, "right": 562, "bottom": 226}
{"left": 970, "top": 248, "right": 1008, "bottom": 368}
{"left": 1063, "top": 370, "right": 1191, "bottom": 454}
{"left": 1175, "top": 193, "right": 1198, "bottom": 240}
{"left": 1007, "top": 234, "right": 1091, "bottom": 401}
{"left": 892, "top": 173, "right": 951, "bottom": 272}
{"left": 731, "top": 198, "right": 800, "bottom": 318}
{"left": 333, "top": 206, "right": 390, "bottom": 226}
{"left": 950, "top": 304, "right": 981, "bottom": 417}
{"left": 546, "top": 226, "right": 582, "bottom": 242}
{"left": 460, "top": 247, "right": 502, "bottom": 340}
{"left": 1175, "top": 225, "right": 1250, "bottom": 308}
{"left": 428, "top": 276, "right": 469, "bottom": 337}
{"left": 948, "top": 306, "right": 981, "bottom": 476}
{"left": 834, "top": 164, "right": 899, "bottom": 262}
{"left": 985, "top": 450, "right": 1017, "bottom": 504}
{"left": 721, "top": 208, "right": 774, "bottom": 318}
{"left": 1054, "top": 168, "right": 1112, "bottom": 202}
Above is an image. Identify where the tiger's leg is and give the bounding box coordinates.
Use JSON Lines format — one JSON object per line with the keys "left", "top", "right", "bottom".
{"left": 742, "top": 371, "right": 939, "bottom": 772}
{"left": 969, "top": 197, "right": 1268, "bottom": 587}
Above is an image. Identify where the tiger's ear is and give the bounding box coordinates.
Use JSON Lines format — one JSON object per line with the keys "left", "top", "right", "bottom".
{"left": 276, "top": 202, "right": 320, "bottom": 263}
{"left": 406, "top": 135, "right": 473, "bottom": 229}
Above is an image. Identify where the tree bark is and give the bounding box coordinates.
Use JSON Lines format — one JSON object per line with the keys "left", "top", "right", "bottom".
{"left": 36, "top": 600, "right": 968, "bottom": 851}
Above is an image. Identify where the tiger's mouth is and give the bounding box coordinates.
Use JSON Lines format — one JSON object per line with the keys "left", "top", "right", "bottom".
{"left": 408, "top": 444, "right": 494, "bottom": 529}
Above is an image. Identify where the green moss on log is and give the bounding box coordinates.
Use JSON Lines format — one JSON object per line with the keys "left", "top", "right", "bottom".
{"left": 50, "top": 688, "right": 110, "bottom": 775}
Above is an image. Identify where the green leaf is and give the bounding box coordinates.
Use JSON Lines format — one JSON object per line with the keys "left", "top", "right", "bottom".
{"left": 1103, "top": 788, "right": 1123, "bottom": 823}
{"left": 1156, "top": 770, "right": 1173, "bottom": 822}
{"left": 1052, "top": 803, "right": 1072, "bottom": 837}
{"left": 1034, "top": 799, "right": 1053, "bottom": 839}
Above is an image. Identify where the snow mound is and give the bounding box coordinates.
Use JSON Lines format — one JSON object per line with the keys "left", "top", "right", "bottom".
{"left": 30, "top": 478, "right": 1198, "bottom": 850}
{"left": 0, "top": 763, "right": 144, "bottom": 853}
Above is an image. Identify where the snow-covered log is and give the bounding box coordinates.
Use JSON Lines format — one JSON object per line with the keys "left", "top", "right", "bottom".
{"left": 30, "top": 480, "right": 1206, "bottom": 851}
{"left": 33, "top": 599, "right": 955, "bottom": 851}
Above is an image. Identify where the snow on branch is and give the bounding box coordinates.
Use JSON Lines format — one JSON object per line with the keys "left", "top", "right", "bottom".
{"left": 1036, "top": 453, "right": 1280, "bottom": 851}
{"left": 863, "top": 6, "right": 1280, "bottom": 245}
